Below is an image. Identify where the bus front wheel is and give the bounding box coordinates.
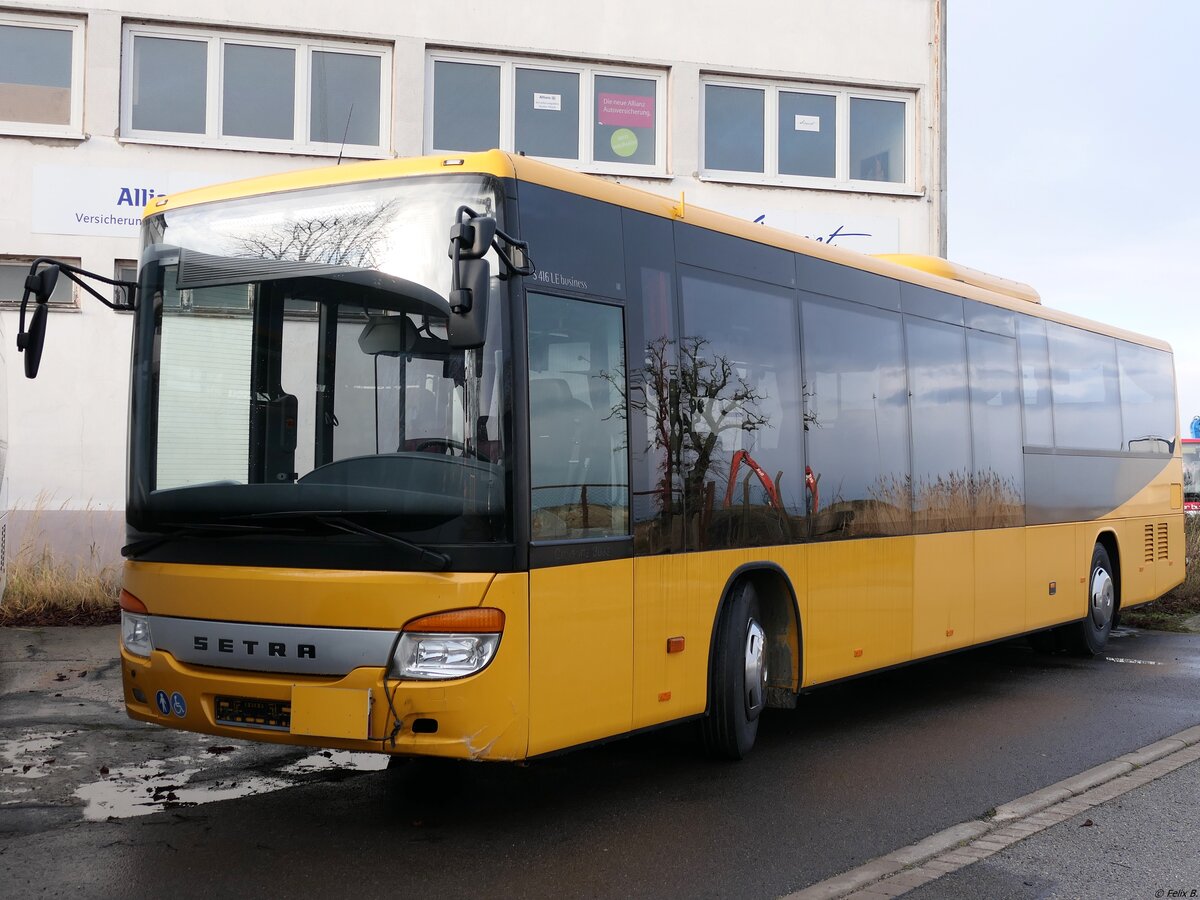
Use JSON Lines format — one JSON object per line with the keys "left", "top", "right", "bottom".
{"left": 702, "top": 580, "right": 767, "bottom": 760}
{"left": 1063, "top": 543, "right": 1116, "bottom": 657}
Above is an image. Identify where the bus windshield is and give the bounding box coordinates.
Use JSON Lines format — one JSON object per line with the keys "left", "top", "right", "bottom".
{"left": 128, "top": 175, "right": 511, "bottom": 556}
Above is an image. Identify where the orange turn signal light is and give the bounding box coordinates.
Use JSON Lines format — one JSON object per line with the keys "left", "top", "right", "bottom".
{"left": 666, "top": 636, "right": 685, "bottom": 654}
{"left": 403, "top": 608, "right": 505, "bottom": 633}
{"left": 119, "top": 589, "right": 148, "bottom": 614}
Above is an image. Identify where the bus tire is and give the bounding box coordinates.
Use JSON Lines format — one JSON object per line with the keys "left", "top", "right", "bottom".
{"left": 701, "top": 580, "right": 767, "bottom": 760}
{"left": 1062, "top": 543, "right": 1116, "bottom": 657}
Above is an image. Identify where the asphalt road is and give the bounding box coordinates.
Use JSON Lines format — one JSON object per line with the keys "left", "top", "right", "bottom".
{"left": 3, "top": 626, "right": 1200, "bottom": 899}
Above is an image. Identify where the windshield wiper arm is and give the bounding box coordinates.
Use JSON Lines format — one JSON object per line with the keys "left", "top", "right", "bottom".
{"left": 224, "top": 511, "right": 451, "bottom": 571}
{"left": 317, "top": 516, "right": 450, "bottom": 571}
{"left": 122, "top": 522, "right": 296, "bottom": 557}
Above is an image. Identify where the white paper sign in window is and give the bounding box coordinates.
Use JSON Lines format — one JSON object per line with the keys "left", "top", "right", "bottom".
{"left": 533, "top": 92, "right": 561, "bottom": 111}
{"left": 794, "top": 114, "right": 820, "bottom": 132}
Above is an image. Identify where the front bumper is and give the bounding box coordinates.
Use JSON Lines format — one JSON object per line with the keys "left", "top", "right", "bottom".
{"left": 119, "top": 564, "right": 530, "bottom": 760}
{"left": 122, "top": 643, "right": 528, "bottom": 760}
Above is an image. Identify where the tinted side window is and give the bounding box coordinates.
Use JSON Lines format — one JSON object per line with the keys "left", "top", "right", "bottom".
{"left": 967, "top": 331, "right": 1024, "bottom": 528}
{"left": 520, "top": 182, "right": 625, "bottom": 299}
{"left": 674, "top": 222, "right": 795, "bottom": 287}
{"left": 906, "top": 317, "right": 972, "bottom": 533}
{"left": 623, "top": 210, "right": 682, "bottom": 553}
{"left": 901, "top": 284, "right": 964, "bottom": 326}
{"left": 527, "top": 293, "right": 628, "bottom": 540}
{"left": 796, "top": 255, "right": 900, "bottom": 311}
{"left": 679, "top": 268, "right": 803, "bottom": 549}
{"left": 802, "top": 295, "right": 910, "bottom": 538}
{"left": 1047, "top": 323, "right": 1121, "bottom": 451}
{"left": 1117, "top": 342, "right": 1176, "bottom": 453}
{"left": 964, "top": 299, "right": 1015, "bottom": 337}
{"left": 1016, "top": 316, "right": 1054, "bottom": 447}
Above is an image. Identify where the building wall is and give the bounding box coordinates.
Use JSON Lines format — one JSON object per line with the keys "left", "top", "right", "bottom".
{"left": 0, "top": 0, "right": 943, "bottom": 562}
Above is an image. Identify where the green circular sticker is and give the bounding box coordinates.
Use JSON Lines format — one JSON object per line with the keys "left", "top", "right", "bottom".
{"left": 610, "top": 128, "right": 638, "bottom": 158}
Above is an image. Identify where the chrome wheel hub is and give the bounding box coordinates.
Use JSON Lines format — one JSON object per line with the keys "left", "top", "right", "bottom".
{"left": 1090, "top": 567, "right": 1115, "bottom": 629}
{"left": 744, "top": 618, "right": 767, "bottom": 718}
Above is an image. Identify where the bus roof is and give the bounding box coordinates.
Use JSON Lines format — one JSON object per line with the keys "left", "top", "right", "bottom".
{"left": 145, "top": 150, "right": 1171, "bottom": 353}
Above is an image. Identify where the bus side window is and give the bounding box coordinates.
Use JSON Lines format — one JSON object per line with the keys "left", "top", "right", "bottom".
{"left": 679, "top": 267, "right": 803, "bottom": 550}
{"left": 527, "top": 293, "right": 628, "bottom": 541}
{"left": 801, "top": 294, "right": 911, "bottom": 539}
{"left": 1016, "top": 316, "right": 1054, "bottom": 448}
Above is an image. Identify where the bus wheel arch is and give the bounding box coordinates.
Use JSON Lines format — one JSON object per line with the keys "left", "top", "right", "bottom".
{"left": 701, "top": 564, "right": 802, "bottom": 759}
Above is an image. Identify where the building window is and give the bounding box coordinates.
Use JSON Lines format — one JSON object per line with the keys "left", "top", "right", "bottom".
{"left": 0, "top": 258, "right": 78, "bottom": 309}
{"left": 0, "top": 13, "right": 84, "bottom": 138}
{"left": 426, "top": 52, "right": 665, "bottom": 174}
{"left": 701, "top": 77, "right": 914, "bottom": 191}
{"left": 113, "top": 260, "right": 138, "bottom": 307}
{"left": 121, "top": 24, "right": 390, "bottom": 157}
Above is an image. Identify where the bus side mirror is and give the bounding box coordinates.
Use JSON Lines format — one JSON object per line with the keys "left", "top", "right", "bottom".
{"left": 448, "top": 257, "right": 489, "bottom": 349}
{"left": 16, "top": 264, "right": 59, "bottom": 379}
{"left": 21, "top": 302, "right": 49, "bottom": 379}
{"left": 450, "top": 216, "right": 496, "bottom": 261}
{"left": 448, "top": 215, "right": 495, "bottom": 350}
{"left": 27, "top": 265, "right": 60, "bottom": 303}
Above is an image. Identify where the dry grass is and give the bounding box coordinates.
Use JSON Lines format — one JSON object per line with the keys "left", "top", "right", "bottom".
{"left": 0, "top": 507, "right": 121, "bottom": 627}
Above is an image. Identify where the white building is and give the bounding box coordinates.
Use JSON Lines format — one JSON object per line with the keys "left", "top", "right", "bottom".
{"left": 0, "top": 0, "right": 946, "bottom": 562}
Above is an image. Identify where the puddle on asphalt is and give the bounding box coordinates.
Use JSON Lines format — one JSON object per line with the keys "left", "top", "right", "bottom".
{"left": 0, "top": 729, "right": 79, "bottom": 779}
{"left": 1, "top": 725, "right": 391, "bottom": 821}
{"left": 1105, "top": 656, "right": 1164, "bottom": 666}
{"left": 284, "top": 750, "right": 390, "bottom": 775}
{"left": 73, "top": 748, "right": 389, "bottom": 821}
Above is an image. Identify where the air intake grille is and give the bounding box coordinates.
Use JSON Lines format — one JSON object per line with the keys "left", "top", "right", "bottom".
{"left": 1144, "top": 523, "right": 1155, "bottom": 563}
{"left": 1157, "top": 522, "right": 1169, "bottom": 561}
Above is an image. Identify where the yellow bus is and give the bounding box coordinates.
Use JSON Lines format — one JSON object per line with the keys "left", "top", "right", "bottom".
{"left": 17, "top": 151, "right": 1184, "bottom": 761}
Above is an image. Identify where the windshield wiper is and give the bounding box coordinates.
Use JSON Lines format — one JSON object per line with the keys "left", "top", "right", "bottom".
{"left": 223, "top": 510, "right": 451, "bottom": 571}
{"left": 122, "top": 522, "right": 297, "bottom": 557}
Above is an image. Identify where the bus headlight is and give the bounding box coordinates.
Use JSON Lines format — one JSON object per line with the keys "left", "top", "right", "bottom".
{"left": 389, "top": 608, "right": 504, "bottom": 680}
{"left": 121, "top": 611, "right": 154, "bottom": 658}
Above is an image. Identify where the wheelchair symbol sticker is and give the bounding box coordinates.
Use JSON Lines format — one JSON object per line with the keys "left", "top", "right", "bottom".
{"left": 155, "top": 690, "right": 170, "bottom": 716}
{"left": 170, "top": 692, "right": 187, "bottom": 717}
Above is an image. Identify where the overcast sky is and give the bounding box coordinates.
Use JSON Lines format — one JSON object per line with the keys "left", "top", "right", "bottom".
{"left": 947, "top": 3, "right": 1200, "bottom": 434}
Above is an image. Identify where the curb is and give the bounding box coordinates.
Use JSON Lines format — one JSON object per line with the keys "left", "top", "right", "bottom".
{"left": 784, "top": 723, "right": 1200, "bottom": 900}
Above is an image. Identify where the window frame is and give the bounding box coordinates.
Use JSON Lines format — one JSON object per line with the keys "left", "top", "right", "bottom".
{"left": 113, "top": 259, "right": 138, "bottom": 309}
{"left": 0, "top": 256, "right": 79, "bottom": 310}
{"left": 0, "top": 11, "right": 85, "bottom": 139}
{"left": 119, "top": 22, "right": 392, "bottom": 158}
{"left": 424, "top": 49, "right": 668, "bottom": 177}
{"left": 699, "top": 74, "right": 918, "bottom": 194}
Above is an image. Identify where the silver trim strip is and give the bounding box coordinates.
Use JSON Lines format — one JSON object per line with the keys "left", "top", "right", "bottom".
{"left": 148, "top": 615, "right": 399, "bottom": 677}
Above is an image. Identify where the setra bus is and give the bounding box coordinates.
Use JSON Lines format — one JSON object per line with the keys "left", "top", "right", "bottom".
{"left": 1183, "top": 438, "right": 1200, "bottom": 515}
{"left": 16, "top": 151, "right": 1184, "bottom": 760}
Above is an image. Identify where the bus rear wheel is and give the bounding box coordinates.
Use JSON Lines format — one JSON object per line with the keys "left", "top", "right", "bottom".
{"left": 1063, "top": 543, "right": 1116, "bottom": 657}
{"left": 701, "top": 581, "right": 767, "bottom": 760}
